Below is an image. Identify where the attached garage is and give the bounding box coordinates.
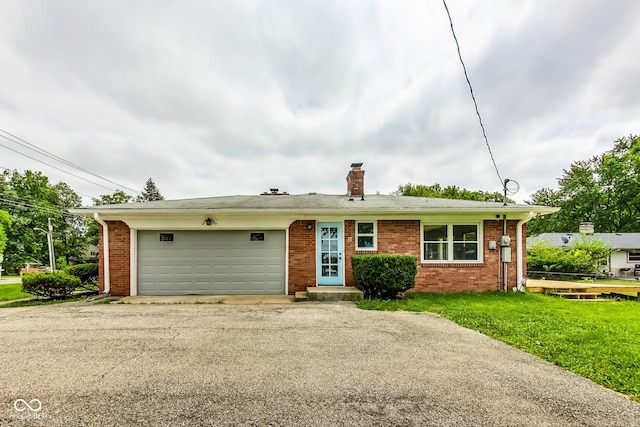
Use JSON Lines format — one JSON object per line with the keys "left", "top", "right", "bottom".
{"left": 137, "top": 230, "right": 286, "bottom": 295}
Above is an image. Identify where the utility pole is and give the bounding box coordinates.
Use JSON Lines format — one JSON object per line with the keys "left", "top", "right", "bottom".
{"left": 47, "top": 218, "right": 56, "bottom": 271}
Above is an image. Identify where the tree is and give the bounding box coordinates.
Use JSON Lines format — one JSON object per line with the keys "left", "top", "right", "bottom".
{"left": 52, "top": 182, "right": 87, "bottom": 266}
{"left": 395, "top": 183, "right": 511, "bottom": 202}
{"left": 0, "top": 209, "right": 11, "bottom": 258}
{"left": 92, "top": 189, "right": 133, "bottom": 206}
{"left": 137, "top": 177, "right": 164, "bottom": 202}
{"left": 526, "top": 135, "right": 640, "bottom": 235}
{"left": 0, "top": 170, "right": 87, "bottom": 272}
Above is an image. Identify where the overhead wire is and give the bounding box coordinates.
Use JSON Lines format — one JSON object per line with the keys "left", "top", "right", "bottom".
{"left": 0, "top": 128, "right": 141, "bottom": 194}
{"left": 0, "top": 193, "right": 85, "bottom": 218}
{"left": 0, "top": 138, "right": 123, "bottom": 193}
{"left": 442, "top": 0, "right": 504, "bottom": 187}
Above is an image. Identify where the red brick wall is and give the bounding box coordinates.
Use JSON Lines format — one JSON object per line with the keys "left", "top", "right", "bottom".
{"left": 416, "top": 220, "right": 520, "bottom": 292}
{"left": 288, "top": 220, "right": 316, "bottom": 294}
{"left": 344, "top": 220, "right": 421, "bottom": 286}
{"left": 341, "top": 219, "right": 522, "bottom": 292}
{"left": 97, "top": 221, "right": 131, "bottom": 296}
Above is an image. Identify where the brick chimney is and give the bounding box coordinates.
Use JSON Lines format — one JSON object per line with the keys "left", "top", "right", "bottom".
{"left": 346, "top": 163, "right": 365, "bottom": 196}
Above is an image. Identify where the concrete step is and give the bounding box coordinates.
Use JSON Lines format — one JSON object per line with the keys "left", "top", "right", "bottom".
{"left": 294, "top": 291, "right": 309, "bottom": 302}
{"left": 306, "top": 287, "right": 363, "bottom": 302}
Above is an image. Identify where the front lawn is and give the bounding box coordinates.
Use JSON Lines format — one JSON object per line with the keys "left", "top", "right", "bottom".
{"left": 0, "top": 283, "right": 33, "bottom": 302}
{"left": 357, "top": 292, "right": 640, "bottom": 402}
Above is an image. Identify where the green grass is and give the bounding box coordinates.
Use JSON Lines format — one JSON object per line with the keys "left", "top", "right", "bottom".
{"left": 357, "top": 292, "right": 640, "bottom": 402}
{"left": 0, "top": 283, "right": 33, "bottom": 302}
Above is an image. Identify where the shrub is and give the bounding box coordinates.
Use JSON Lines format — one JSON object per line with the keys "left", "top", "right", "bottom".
{"left": 22, "top": 271, "right": 81, "bottom": 299}
{"left": 527, "top": 237, "right": 615, "bottom": 275}
{"left": 351, "top": 254, "right": 417, "bottom": 300}
{"left": 64, "top": 263, "right": 99, "bottom": 286}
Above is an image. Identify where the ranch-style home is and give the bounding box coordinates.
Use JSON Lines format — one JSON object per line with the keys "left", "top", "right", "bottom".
{"left": 74, "top": 164, "right": 556, "bottom": 297}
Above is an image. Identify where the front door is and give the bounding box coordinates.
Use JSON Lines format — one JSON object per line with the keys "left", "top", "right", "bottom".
{"left": 317, "top": 222, "right": 343, "bottom": 286}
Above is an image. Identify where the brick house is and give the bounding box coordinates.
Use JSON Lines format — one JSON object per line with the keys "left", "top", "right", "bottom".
{"left": 74, "top": 164, "right": 556, "bottom": 296}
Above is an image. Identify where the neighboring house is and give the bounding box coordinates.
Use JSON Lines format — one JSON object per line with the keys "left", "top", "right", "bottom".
{"left": 86, "top": 244, "right": 99, "bottom": 262}
{"left": 72, "top": 164, "right": 556, "bottom": 297}
{"left": 19, "top": 262, "right": 41, "bottom": 276}
{"left": 528, "top": 233, "right": 640, "bottom": 277}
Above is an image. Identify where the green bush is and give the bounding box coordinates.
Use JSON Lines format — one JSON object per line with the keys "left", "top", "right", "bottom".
{"left": 527, "top": 237, "right": 614, "bottom": 275}
{"left": 64, "top": 263, "right": 99, "bottom": 286}
{"left": 351, "top": 254, "right": 417, "bottom": 300}
{"left": 22, "top": 271, "right": 81, "bottom": 299}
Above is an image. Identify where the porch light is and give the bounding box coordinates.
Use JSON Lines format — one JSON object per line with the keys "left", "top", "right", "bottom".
{"left": 204, "top": 218, "right": 213, "bottom": 226}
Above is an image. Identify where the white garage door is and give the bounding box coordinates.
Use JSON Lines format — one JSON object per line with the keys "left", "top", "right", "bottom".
{"left": 137, "top": 230, "right": 286, "bottom": 295}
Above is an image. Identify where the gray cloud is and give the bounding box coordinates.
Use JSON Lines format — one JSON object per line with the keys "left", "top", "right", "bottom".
{"left": 0, "top": 0, "right": 638, "bottom": 204}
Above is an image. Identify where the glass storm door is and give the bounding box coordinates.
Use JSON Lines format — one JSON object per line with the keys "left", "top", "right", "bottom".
{"left": 317, "top": 222, "right": 343, "bottom": 286}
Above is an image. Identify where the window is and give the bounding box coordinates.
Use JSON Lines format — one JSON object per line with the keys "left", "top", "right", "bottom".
{"left": 250, "top": 232, "right": 265, "bottom": 241}
{"left": 628, "top": 251, "right": 640, "bottom": 262}
{"left": 159, "top": 233, "right": 174, "bottom": 242}
{"left": 356, "top": 221, "right": 377, "bottom": 250}
{"left": 422, "top": 224, "right": 480, "bottom": 262}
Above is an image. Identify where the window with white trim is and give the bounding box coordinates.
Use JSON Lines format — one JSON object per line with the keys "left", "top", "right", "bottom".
{"left": 356, "top": 221, "right": 377, "bottom": 250}
{"left": 423, "top": 224, "right": 480, "bottom": 262}
{"left": 628, "top": 251, "right": 640, "bottom": 262}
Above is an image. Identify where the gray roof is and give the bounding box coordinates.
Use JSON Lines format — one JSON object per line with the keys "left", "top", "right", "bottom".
{"left": 73, "top": 193, "right": 557, "bottom": 215}
{"left": 528, "top": 233, "right": 640, "bottom": 250}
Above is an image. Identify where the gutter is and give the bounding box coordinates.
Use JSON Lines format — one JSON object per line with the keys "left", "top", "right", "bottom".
{"left": 94, "top": 212, "right": 110, "bottom": 295}
{"left": 516, "top": 211, "right": 535, "bottom": 291}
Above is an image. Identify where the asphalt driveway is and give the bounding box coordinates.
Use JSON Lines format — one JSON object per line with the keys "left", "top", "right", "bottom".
{"left": 1, "top": 302, "right": 639, "bottom": 426}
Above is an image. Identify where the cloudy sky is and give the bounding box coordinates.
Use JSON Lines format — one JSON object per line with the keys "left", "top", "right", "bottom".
{"left": 1, "top": 0, "right": 638, "bottom": 205}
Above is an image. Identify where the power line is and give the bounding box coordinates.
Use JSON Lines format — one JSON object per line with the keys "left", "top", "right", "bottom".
{"left": 0, "top": 128, "right": 141, "bottom": 194}
{"left": 0, "top": 194, "right": 84, "bottom": 218}
{"left": 442, "top": 0, "right": 504, "bottom": 187}
{"left": 0, "top": 196, "right": 62, "bottom": 215}
{"left": 0, "top": 138, "right": 123, "bottom": 193}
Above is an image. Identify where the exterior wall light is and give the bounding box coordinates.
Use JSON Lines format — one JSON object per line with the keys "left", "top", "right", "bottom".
{"left": 204, "top": 218, "right": 214, "bottom": 226}
{"left": 307, "top": 223, "right": 313, "bottom": 231}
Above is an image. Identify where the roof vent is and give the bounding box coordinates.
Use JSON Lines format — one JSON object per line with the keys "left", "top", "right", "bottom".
{"left": 261, "top": 188, "right": 289, "bottom": 196}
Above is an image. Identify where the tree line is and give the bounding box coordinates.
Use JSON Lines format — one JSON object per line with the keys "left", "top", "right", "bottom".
{"left": 0, "top": 173, "right": 163, "bottom": 273}
{"left": 396, "top": 134, "right": 639, "bottom": 236}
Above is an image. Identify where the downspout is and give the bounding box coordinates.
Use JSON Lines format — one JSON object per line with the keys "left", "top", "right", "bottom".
{"left": 94, "top": 212, "right": 110, "bottom": 295}
{"left": 516, "top": 212, "right": 535, "bottom": 291}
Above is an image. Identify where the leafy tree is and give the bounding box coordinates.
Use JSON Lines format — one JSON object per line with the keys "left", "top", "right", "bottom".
{"left": 0, "top": 209, "right": 11, "bottom": 257}
{"left": 0, "top": 170, "right": 86, "bottom": 272}
{"left": 92, "top": 189, "right": 133, "bottom": 206}
{"left": 137, "top": 177, "right": 164, "bottom": 202}
{"left": 527, "top": 135, "right": 640, "bottom": 235}
{"left": 395, "top": 183, "right": 511, "bottom": 203}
